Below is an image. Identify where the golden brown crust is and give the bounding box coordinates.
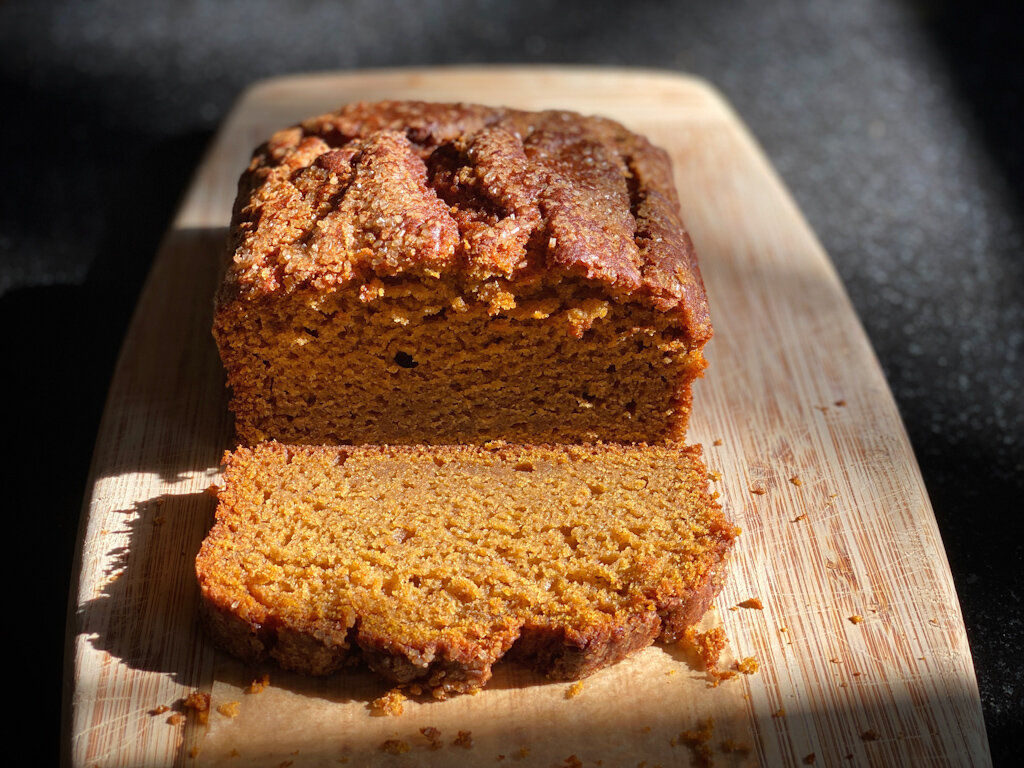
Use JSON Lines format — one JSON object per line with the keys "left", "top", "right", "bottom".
{"left": 220, "top": 100, "right": 711, "bottom": 341}
{"left": 195, "top": 442, "right": 739, "bottom": 695}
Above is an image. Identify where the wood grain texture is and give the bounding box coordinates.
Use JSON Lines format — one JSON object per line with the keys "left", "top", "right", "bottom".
{"left": 64, "top": 67, "right": 990, "bottom": 767}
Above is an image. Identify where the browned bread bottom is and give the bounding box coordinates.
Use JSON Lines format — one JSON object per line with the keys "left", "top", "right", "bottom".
{"left": 196, "top": 442, "right": 738, "bottom": 697}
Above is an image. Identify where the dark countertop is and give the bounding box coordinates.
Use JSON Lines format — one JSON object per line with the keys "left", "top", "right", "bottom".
{"left": 3, "top": 1, "right": 1019, "bottom": 764}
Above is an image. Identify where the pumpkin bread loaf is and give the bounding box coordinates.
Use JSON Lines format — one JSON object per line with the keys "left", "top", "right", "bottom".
{"left": 196, "top": 442, "right": 738, "bottom": 697}
{"left": 214, "top": 101, "right": 712, "bottom": 446}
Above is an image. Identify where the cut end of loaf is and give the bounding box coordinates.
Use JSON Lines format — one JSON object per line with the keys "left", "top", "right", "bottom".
{"left": 215, "top": 278, "right": 707, "bottom": 446}
{"left": 196, "top": 442, "right": 739, "bottom": 697}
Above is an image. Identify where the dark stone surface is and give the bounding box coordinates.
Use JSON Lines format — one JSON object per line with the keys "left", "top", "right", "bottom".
{"left": 3, "top": 0, "right": 1019, "bottom": 764}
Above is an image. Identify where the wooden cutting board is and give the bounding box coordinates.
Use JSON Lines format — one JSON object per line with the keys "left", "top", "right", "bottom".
{"left": 64, "top": 67, "right": 991, "bottom": 767}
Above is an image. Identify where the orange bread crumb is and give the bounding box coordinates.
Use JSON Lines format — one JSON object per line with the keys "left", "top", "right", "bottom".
{"left": 420, "top": 727, "right": 443, "bottom": 750}
{"left": 678, "top": 717, "right": 715, "bottom": 767}
{"left": 370, "top": 689, "right": 406, "bottom": 716}
{"left": 246, "top": 673, "right": 270, "bottom": 694}
{"left": 183, "top": 691, "right": 210, "bottom": 725}
{"left": 735, "top": 656, "right": 759, "bottom": 675}
{"left": 380, "top": 739, "right": 409, "bottom": 755}
{"left": 684, "top": 626, "right": 728, "bottom": 671}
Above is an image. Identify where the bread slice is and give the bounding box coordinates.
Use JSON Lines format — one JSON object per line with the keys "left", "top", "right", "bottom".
{"left": 196, "top": 441, "right": 738, "bottom": 697}
{"left": 214, "top": 101, "right": 711, "bottom": 446}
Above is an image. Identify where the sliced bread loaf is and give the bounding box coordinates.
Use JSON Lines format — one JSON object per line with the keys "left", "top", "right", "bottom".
{"left": 196, "top": 441, "right": 738, "bottom": 697}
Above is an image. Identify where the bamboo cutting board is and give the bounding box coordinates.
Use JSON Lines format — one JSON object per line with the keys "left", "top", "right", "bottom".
{"left": 65, "top": 67, "right": 991, "bottom": 767}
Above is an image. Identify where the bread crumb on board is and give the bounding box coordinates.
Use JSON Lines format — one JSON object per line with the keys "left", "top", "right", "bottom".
{"left": 849, "top": 614, "right": 864, "bottom": 624}
{"left": 684, "top": 626, "right": 731, "bottom": 685}
{"left": 183, "top": 691, "right": 211, "bottom": 725}
{"left": 420, "top": 726, "right": 443, "bottom": 750}
{"left": 453, "top": 730, "right": 473, "bottom": 748}
{"left": 380, "top": 739, "right": 410, "bottom": 755}
{"left": 246, "top": 673, "right": 270, "bottom": 694}
{"left": 216, "top": 701, "right": 241, "bottom": 718}
{"left": 370, "top": 689, "right": 406, "bottom": 716}
{"left": 684, "top": 626, "right": 727, "bottom": 670}
{"left": 735, "top": 597, "right": 764, "bottom": 610}
{"left": 682, "top": 626, "right": 759, "bottom": 685}
{"left": 721, "top": 738, "right": 752, "bottom": 755}
{"left": 565, "top": 680, "right": 585, "bottom": 699}
{"left": 678, "top": 717, "right": 715, "bottom": 767}
{"left": 735, "top": 657, "right": 759, "bottom": 675}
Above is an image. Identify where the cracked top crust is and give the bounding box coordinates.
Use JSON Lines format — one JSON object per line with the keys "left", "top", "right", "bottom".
{"left": 222, "top": 101, "right": 711, "bottom": 340}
